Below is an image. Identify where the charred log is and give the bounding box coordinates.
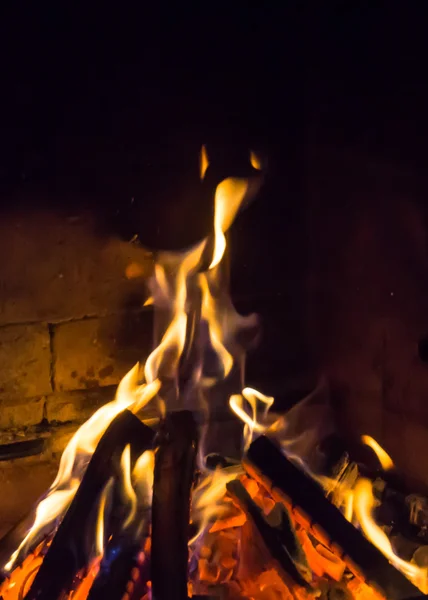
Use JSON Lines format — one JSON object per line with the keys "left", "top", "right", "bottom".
{"left": 87, "top": 542, "right": 149, "bottom": 600}
{"left": 245, "top": 436, "right": 424, "bottom": 600}
{"left": 151, "top": 410, "right": 198, "bottom": 600}
{"left": 25, "top": 410, "right": 155, "bottom": 600}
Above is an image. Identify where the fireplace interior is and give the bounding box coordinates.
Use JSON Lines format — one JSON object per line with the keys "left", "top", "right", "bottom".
{"left": 1, "top": 4, "right": 428, "bottom": 599}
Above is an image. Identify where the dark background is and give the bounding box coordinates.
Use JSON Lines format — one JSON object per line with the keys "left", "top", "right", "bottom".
{"left": 1, "top": 5, "right": 427, "bottom": 226}
{"left": 1, "top": 5, "right": 427, "bottom": 239}
{"left": 1, "top": 3, "right": 428, "bottom": 391}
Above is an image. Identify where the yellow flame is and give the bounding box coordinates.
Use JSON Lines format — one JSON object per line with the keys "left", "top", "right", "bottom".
{"left": 144, "top": 250, "right": 201, "bottom": 384}
{"left": 354, "top": 478, "right": 428, "bottom": 592}
{"left": 250, "top": 150, "right": 262, "bottom": 170}
{"left": 344, "top": 490, "right": 354, "bottom": 522}
{"left": 189, "top": 465, "right": 243, "bottom": 545}
{"left": 200, "top": 145, "right": 209, "bottom": 180}
{"left": 209, "top": 178, "right": 248, "bottom": 269}
{"left": 120, "top": 445, "right": 138, "bottom": 530}
{"left": 361, "top": 435, "right": 394, "bottom": 471}
{"left": 229, "top": 388, "right": 274, "bottom": 451}
{"left": 199, "top": 273, "right": 233, "bottom": 379}
{"left": 4, "top": 484, "right": 78, "bottom": 571}
{"left": 133, "top": 450, "right": 155, "bottom": 508}
{"left": 95, "top": 478, "right": 113, "bottom": 557}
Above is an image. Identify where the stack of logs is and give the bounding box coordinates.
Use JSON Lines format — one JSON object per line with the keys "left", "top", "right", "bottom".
{"left": 0, "top": 410, "right": 425, "bottom": 600}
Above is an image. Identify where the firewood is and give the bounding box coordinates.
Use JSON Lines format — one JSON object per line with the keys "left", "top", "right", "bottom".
{"left": 25, "top": 410, "right": 155, "bottom": 600}
{"left": 151, "top": 410, "right": 198, "bottom": 600}
{"left": 245, "top": 435, "right": 424, "bottom": 600}
{"left": 226, "top": 479, "right": 312, "bottom": 590}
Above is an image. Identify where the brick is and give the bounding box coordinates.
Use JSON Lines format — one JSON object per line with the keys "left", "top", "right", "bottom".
{"left": 48, "top": 424, "right": 79, "bottom": 456}
{"left": 0, "top": 211, "right": 154, "bottom": 326}
{"left": 54, "top": 311, "right": 153, "bottom": 391}
{"left": 0, "top": 459, "right": 59, "bottom": 537}
{"left": 45, "top": 387, "right": 116, "bottom": 423}
{"left": 0, "top": 323, "right": 51, "bottom": 402}
{"left": 0, "top": 396, "right": 45, "bottom": 429}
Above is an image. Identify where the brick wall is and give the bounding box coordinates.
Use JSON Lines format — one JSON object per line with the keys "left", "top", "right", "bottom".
{"left": 0, "top": 209, "right": 155, "bottom": 435}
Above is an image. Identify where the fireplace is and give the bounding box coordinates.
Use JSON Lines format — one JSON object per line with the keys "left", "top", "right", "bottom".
{"left": 2, "top": 4, "right": 428, "bottom": 598}
{"left": 1, "top": 142, "right": 428, "bottom": 599}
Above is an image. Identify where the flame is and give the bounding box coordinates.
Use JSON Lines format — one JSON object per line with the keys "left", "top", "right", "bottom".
{"left": 95, "top": 478, "right": 113, "bottom": 558}
{"left": 344, "top": 490, "right": 354, "bottom": 522}
{"left": 4, "top": 485, "right": 78, "bottom": 572}
{"left": 229, "top": 388, "right": 274, "bottom": 451}
{"left": 133, "top": 450, "right": 155, "bottom": 507}
{"left": 361, "top": 435, "right": 394, "bottom": 471}
{"left": 354, "top": 478, "right": 428, "bottom": 592}
{"left": 120, "top": 445, "right": 138, "bottom": 530}
{"left": 190, "top": 465, "right": 244, "bottom": 546}
{"left": 199, "top": 272, "right": 233, "bottom": 380}
{"left": 200, "top": 145, "right": 209, "bottom": 180}
{"left": 144, "top": 247, "right": 203, "bottom": 386}
{"left": 209, "top": 178, "right": 249, "bottom": 269}
{"left": 250, "top": 150, "right": 262, "bottom": 171}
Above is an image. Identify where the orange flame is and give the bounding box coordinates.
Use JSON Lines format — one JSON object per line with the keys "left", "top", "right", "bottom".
{"left": 132, "top": 450, "right": 155, "bottom": 508}
{"left": 209, "top": 178, "right": 249, "bottom": 269}
{"left": 250, "top": 150, "right": 262, "bottom": 171}
{"left": 200, "top": 145, "right": 209, "bottom": 180}
{"left": 199, "top": 273, "right": 233, "bottom": 380}
{"left": 120, "top": 445, "right": 138, "bottom": 530}
{"left": 354, "top": 478, "right": 428, "bottom": 592}
{"left": 95, "top": 478, "right": 113, "bottom": 558}
{"left": 361, "top": 435, "right": 394, "bottom": 471}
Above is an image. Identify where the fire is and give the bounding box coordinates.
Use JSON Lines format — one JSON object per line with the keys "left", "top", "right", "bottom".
{"left": 2, "top": 146, "right": 427, "bottom": 600}
{"left": 199, "top": 144, "right": 209, "bottom": 180}
{"left": 361, "top": 435, "right": 394, "bottom": 471}
{"left": 95, "top": 478, "right": 113, "bottom": 557}
{"left": 209, "top": 177, "right": 249, "bottom": 269}
{"left": 354, "top": 478, "right": 428, "bottom": 592}
{"left": 229, "top": 388, "right": 274, "bottom": 451}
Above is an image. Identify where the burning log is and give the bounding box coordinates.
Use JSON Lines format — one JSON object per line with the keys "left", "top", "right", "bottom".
{"left": 226, "top": 479, "right": 312, "bottom": 590}
{"left": 25, "top": 410, "right": 155, "bottom": 600}
{"left": 87, "top": 544, "right": 148, "bottom": 600}
{"left": 244, "top": 435, "right": 424, "bottom": 600}
{"left": 151, "top": 410, "right": 198, "bottom": 600}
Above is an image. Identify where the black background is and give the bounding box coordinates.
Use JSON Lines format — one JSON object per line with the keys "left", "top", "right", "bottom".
{"left": 1, "top": 3, "right": 428, "bottom": 389}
